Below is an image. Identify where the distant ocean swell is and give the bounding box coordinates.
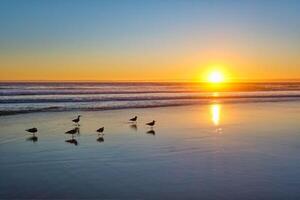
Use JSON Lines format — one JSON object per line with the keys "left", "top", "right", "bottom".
{"left": 1, "top": 82, "right": 300, "bottom": 116}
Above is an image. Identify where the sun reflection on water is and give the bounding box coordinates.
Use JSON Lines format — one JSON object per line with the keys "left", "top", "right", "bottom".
{"left": 211, "top": 104, "right": 221, "bottom": 126}
{"left": 210, "top": 104, "right": 223, "bottom": 134}
{"left": 213, "top": 92, "right": 219, "bottom": 97}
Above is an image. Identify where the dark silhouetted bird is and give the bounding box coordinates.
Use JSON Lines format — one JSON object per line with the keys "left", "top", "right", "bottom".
{"left": 72, "top": 115, "right": 81, "bottom": 125}
{"left": 146, "top": 120, "right": 156, "bottom": 127}
{"left": 26, "top": 128, "right": 38, "bottom": 134}
{"left": 96, "top": 127, "right": 104, "bottom": 134}
{"left": 129, "top": 116, "right": 137, "bottom": 122}
{"left": 65, "top": 127, "right": 79, "bottom": 135}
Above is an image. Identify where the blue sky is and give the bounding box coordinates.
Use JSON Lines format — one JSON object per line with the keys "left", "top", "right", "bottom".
{"left": 1, "top": 0, "right": 300, "bottom": 81}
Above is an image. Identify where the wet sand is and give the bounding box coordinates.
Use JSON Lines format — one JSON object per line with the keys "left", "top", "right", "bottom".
{"left": 1, "top": 102, "right": 300, "bottom": 199}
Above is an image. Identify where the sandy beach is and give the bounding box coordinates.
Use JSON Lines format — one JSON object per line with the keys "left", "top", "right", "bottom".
{"left": 1, "top": 102, "right": 300, "bottom": 199}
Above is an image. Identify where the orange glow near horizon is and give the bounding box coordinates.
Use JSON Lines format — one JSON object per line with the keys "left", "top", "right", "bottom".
{"left": 1, "top": 1, "right": 300, "bottom": 82}
{"left": 1, "top": 59, "right": 299, "bottom": 82}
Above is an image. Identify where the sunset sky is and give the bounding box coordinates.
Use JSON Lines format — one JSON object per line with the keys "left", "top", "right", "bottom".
{"left": 0, "top": 0, "right": 299, "bottom": 82}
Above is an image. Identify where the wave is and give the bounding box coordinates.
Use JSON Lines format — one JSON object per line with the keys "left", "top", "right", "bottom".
{"left": 0, "top": 89, "right": 204, "bottom": 96}
{"left": 2, "top": 82, "right": 300, "bottom": 96}
{"left": 1, "top": 96, "right": 300, "bottom": 116}
{"left": 2, "top": 93, "right": 300, "bottom": 104}
{"left": 1, "top": 82, "right": 300, "bottom": 116}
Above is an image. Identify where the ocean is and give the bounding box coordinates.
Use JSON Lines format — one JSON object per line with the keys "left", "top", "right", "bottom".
{"left": 1, "top": 82, "right": 300, "bottom": 115}
{"left": 1, "top": 82, "right": 300, "bottom": 199}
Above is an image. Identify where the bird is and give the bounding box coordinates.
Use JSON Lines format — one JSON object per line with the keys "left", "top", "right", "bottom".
{"left": 129, "top": 116, "right": 137, "bottom": 122}
{"left": 96, "top": 127, "right": 104, "bottom": 134}
{"left": 146, "top": 130, "right": 155, "bottom": 135}
{"left": 146, "top": 120, "right": 156, "bottom": 127}
{"left": 26, "top": 128, "right": 38, "bottom": 134}
{"left": 65, "top": 127, "right": 79, "bottom": 135}
{"left": 72, "top": 115, "right": 81, "bottom": 125}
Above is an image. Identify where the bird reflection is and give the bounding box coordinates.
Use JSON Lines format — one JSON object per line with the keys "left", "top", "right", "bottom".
{"left": 130, "top": 124, "right": 137, "bottom": 131}
{"left": 25, "top": 127, "right": 38, "bottom": 143}
{"left": 26, "top": 135, "right": 38, "bottom": 143}
{"left": 95, "top": 127, "right": 105, "bottom": 143}
{"left": 65, "top": 137, "right": 78, "bottom": 146}
{"left": 97, "top": 135, "right": 104, "bottom": 143}
{"left": 146, "top": 129, "right": 155, "bottom": 135}
{"left": 65, "top": 128, "right": 79, "bottom": 145}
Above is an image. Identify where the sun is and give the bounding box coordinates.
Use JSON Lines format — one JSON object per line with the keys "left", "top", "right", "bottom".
{"left": 208, "top": 71, "right": 224, "bottom": 83}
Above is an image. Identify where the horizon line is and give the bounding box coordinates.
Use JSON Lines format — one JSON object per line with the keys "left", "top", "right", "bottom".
{"left": 1, "top": 79, "right": 300, "bottom": 83}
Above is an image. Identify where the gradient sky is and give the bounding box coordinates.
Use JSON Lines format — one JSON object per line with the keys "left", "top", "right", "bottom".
{"left": 0, "top": 0, "right": 299, "bottom": 81}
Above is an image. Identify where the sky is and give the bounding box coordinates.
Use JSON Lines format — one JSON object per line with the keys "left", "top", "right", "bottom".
{"left": 0, "top": 0, "right": 299, "bottom": 81}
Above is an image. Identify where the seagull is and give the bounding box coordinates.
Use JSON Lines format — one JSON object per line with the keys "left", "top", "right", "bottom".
{"left": 65, "top": 127, "right": 79, "bottom": 135}
{"left": 72, "top": 115, "right": 81, "bottom": 126}
{"left": 146, "top": 120, "right": 156, "bottom": 127}
{"left": 129, "top": 116, "right": 137, "bottom": 122}
{"left": 26, "top": 128, "right": 38, "bottom": 134}
{"left": 25, "top": 128, "right": 38, "bottom": 142}
{"left": 96, "top": 127, "right": 104, "bottom": 134}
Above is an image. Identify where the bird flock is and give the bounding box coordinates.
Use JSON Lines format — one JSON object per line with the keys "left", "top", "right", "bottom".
{"left": 25, "top": 115, "right": 156, "bottom": 145}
